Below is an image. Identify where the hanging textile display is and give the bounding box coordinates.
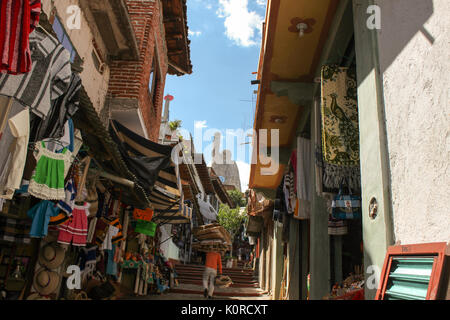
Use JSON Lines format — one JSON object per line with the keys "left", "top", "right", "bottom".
{"left": 0, "top": 96, "right": 30, "bottom": 199}
{"left": 57, "top": 178, "right": 76, "bottom": 215}
{"left": 133, "top": 208, "right": 154, "bottom": 222}
{"left": 196, "top": 194, "right": 217, "bottom": 221}
{"left": 295, "top": 137, "right": 312, "bottom": 219}
{"left": 0, "top": 0, "right": 42, "bottom": 75}
{"left": 57, "top": 202, "right": 90, "bottom": 246}
{"left": 28, "top": 141, "right": 72, "bottom": 200}
{"left": 77, "top": 245, "right": 97, "bottom": 283}
{"left": 29, "top": 73, "right": 81, "bottom": 142}
{"left": 27, "top": 200, "right": 60, "bottom": 238}
{"left": 317, "top": 67, "right": 361, "bottom": 192}
{"left": 331, "top": 178, "right": 361, "bottom": 220}
{"left": 0, "top": 216, "right": 31, "bottom": 244}
{"left": 321, "top": 65, "right": 359, "bottom": 167}
{"left": 282, "top": 166, "right": 295, "bottom": 214}
{"left": 328, "top": 215, "right": 348, "bottom": 236}
{"left": 135, "top": 220, "right": 157, "bottom": 237}
{"left": 0, "top": 28, "right": 72, "bottom": 119}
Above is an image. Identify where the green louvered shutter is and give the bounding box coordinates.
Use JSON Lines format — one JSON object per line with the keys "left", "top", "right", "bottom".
{"left": 384, "top": 257, "right": 435, "bottom": 300}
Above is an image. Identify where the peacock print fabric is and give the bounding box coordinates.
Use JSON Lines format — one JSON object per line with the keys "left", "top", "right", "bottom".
{"left": 321, "top": 65, "right": 360, "bottom": 167}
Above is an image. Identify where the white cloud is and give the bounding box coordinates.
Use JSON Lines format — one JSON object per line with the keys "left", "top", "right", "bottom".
{"left": 236, "top": 161, "right": 250, "bottom": 192}
{"left": 194, "top": 0, "right": 213, "bottom": 10}
{"left": 255, "top": 0, "right": 266, "bottom": 7}
{"left": 216, "top": 0, "right": 264, "bottom": 47}
{"left": 188, "top": 30, "right": 203, "bottom": 37}
{"left": 194, "top": 120, "right": 208, "bottom": 129}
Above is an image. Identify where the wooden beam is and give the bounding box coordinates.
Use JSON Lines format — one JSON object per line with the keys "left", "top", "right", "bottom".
{"left": 168, "top": 61, "right": 189, "bottom": 75}
{"left": 271, "top": 81, "right": 315, "bottom": 106}
{"left": 164, "top": 17, "right": 182, "bottom": 23}
{"left": 168, "top": 49, "right": 183, "bottom": 55}
{"left": 89, "top": 168, "right": 135, "bottom": 188}
{"left": 167, "top": 33, "right": 183, "bottom": 39}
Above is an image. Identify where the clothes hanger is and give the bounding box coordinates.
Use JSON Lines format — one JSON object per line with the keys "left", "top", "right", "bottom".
{"left": 27, "top": 138, "right": 65, "bottom": 151}
{"left": 35, "top": 22, "right": 55, "bottom": 39}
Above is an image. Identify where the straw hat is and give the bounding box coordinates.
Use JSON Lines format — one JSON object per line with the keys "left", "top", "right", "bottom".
{"left": 33, "top": 268, "right": 60, "bottom": 295}
{"left": 39, "top": 242, "right": 65, "bottom": 269}
{"left": 26, "top": 292, "right": 51, "bottom": 300}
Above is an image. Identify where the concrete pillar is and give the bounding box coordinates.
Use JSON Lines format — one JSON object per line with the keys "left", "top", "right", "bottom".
{"left": 309, "top": 99, "right": 331, "bottom": 299}
{"left": 300, "top": 220, "right": 309, "bottom": 299}
{"left": 271, "top": 222, "right": 284, "bottom": 300}
{"left": 259, "top": 231, "right": 266, "bottom": 290}
{"left": 353, "top": 0, "right": 395, "bottom": 300}
{"left": 288, "top": 219, "right": 301, "bottom": 299}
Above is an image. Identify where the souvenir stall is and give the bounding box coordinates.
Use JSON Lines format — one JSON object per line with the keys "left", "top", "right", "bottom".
{"left": 317, "top": 64, "right": 364, "bottom": 300}
{"left": 106, "top": 119, "right": 193, "bottom": 297}
{"left": 0, "top": 2, "right": 86, "bottom": 300}
{"left": 0, "top": 3, "right": 182, "bottom": 300}
{"left": 270, "top": 61, "right": 364, "bottom": 300}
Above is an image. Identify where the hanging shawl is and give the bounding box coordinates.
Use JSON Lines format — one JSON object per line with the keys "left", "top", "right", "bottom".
{"left": 0, "top": 29, "right": 72, "bottom": 119}
{"left": 30, "top": 73, "right": 81, "bottom": 141}
{"left": 321, "top": 65, "right": 359, "bottom": 167}
{"left": 296, "top": 137, "right": 312, "bottom": 219}
{"left": 196, "top": 194, "right": 218, "bottom": 221}
{"left": 0, "top": 0, "right": 41, "bottom": 74}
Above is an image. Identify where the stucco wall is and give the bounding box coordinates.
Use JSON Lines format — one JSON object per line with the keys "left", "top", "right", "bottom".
{"left": 376, "top": 0, "right": 450, "bottom": 245}
{"left": 41, "top": 0, "right": 111, "bottom": 114}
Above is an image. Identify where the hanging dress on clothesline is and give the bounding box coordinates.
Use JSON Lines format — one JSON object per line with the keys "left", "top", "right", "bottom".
{"left": 28, "top": 141, "right": 72, "bottom": 200}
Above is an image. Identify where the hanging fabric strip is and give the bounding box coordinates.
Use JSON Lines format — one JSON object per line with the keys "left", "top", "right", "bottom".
{"left": 0, "top": 0, "right": 42, "bottom": 75}
{"left": 320, "top": 65, "right": 360, "bottom": 167}
{"left": 295, "top": 137, "right": 312, "bottom": 219}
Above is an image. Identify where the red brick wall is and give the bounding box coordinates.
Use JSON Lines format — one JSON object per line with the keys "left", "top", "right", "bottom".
{"left": 108, "top": 0, "right": 168, "bottom": 142}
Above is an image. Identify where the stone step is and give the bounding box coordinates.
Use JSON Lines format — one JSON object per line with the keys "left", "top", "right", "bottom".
{"left": 176, "top": 270, "right": 256, "bottom": 279}
{"left": 176, "top": 271, "right": 257, "bottom": 279}
{"left": 169, "top": 284, "right": 265, "bottom": 298}
{"left": 175, "top": 265, "right": 254, "bottom": 274}
{"left": 178, "top": 279, "right": 260, "bottom": 288}
{"left": 177, "top": 276, "right": 258, "bottom": 285}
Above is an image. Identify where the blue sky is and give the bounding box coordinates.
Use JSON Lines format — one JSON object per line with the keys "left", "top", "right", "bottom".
{"left": 163, "top": 0, "right": 267, "bottom": 191}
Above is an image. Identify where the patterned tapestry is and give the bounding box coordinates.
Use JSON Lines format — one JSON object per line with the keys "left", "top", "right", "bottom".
{"left": 321, "top": 65, "right": 360, "bottom": 167}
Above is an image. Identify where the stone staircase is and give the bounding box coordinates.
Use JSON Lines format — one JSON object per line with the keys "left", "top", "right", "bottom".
{"left": 170, "top": 261, "right": 266, "bottom": 298}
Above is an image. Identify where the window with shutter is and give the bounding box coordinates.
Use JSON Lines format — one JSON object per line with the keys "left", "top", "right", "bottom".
{"left": 376, "top": 242, "right": 448, "bottom": 300}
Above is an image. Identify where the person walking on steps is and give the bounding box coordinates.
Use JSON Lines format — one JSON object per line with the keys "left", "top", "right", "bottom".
{"left": 203, "top": 250, "right": 222, "bottom": 299}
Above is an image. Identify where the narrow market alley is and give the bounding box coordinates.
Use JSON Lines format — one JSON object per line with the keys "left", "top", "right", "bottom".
{"left": 121, "top": 260, "right": 270, "bottom": 300}
{"left": 0, "top": 0, "right": 448, "bottom": 305}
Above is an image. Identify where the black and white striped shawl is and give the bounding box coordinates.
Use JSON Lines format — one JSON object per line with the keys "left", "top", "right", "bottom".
{"left": 0, "top": 29, "right": 71, "bottom": 119}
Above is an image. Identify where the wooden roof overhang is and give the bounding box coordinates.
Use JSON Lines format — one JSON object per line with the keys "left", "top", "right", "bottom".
{"left": 80, "top": 0, "right": 139, "bottom": 61}
{"left": 193, "top": 154, "right": 215, "bottom": 195}
{"left": 209, "top": 168, "right": 235, "bottom": 208}
{"left": 249, "top": 0, "right": 339, "bottom": 191}
{"left": 162, "top": 0, "right": 193, "bottom": 75}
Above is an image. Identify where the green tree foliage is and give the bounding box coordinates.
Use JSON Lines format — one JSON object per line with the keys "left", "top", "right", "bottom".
{"left": 217, "top": 204, "right": 247, "bottom": 240}
{"left": 168, "top": 119, "right": 182, "bottom": 131}
{"left": 227, "top": 189, "right": 247, "bottom": 207}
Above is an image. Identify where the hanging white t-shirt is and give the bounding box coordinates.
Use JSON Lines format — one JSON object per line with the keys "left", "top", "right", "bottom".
{"left": 0, "top": 106, "right": 30, "bottom": 199}
{"left": 101, "top": 225, "right": 119, "bottom": 251}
